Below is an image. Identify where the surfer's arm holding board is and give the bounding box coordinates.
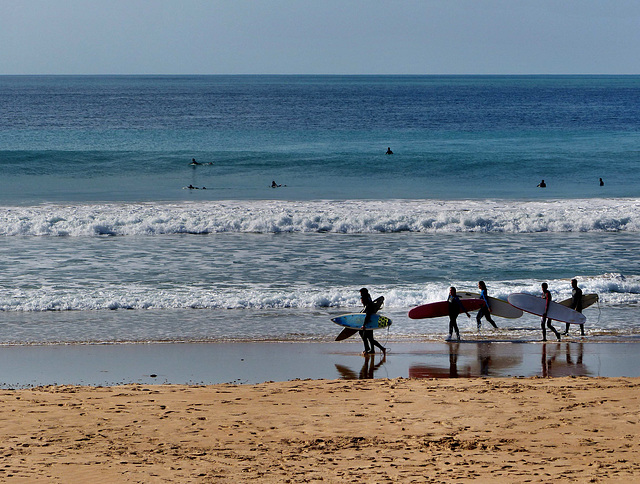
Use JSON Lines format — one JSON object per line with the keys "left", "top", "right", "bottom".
{"left": 457, "top": 297, "right": 471, "bottom": 318}
{"left": 480, "top": 289, "right": 491, "bottom": 313}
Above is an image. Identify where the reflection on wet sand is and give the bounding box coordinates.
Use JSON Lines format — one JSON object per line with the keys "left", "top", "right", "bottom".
{"left": 335, "top": 354, "right": 387, "bottom": 380}
{"left": 333, "top": 341, "right": 597, "bottom": 380}
{"left": 408, "top": 343, "right": 472, "bottom": 378}
{"left": 409, "top": 342, "right": 524, "bottom": 379}
{"left": 542, "top": 342, "right": 589, "bottom": 377}
{"left": 408, "top": 341, "right": 589, "bottom": 379}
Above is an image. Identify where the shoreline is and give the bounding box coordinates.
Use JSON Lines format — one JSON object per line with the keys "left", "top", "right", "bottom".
{"left": 2, "top": 377, "right": 639, "bottom": 482}
{"left": 1, "top": 340, "right": 640, "bottom": 388}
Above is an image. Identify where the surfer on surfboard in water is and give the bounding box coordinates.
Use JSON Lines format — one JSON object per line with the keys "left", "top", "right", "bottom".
{"left": 359, "top": 288, "right": 386, "bottom": 356}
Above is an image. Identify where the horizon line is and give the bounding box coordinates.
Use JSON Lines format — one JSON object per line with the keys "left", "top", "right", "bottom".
{"left": 2, "top": 73, "right": 639, "bottom": 77}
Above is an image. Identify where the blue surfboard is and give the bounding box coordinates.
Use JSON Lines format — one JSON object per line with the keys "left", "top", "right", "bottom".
{"left": 332, "top": 313, "right": 392, "bottom": 341}
{"left": 331, "top": 313, "right": 392, "bottom": 330}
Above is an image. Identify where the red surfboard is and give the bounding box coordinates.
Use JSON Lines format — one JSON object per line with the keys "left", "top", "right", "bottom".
{"left": 408, "top": 298, "right": 485, "bottom": 319}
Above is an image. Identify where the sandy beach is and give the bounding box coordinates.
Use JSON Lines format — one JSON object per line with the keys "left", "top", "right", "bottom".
{"left": 1, "top": 376, "right": 638, "bottom": 482}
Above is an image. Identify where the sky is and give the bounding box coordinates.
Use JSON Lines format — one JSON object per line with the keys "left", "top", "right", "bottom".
{"left": 1, "top": 0, "right": 639, "bottom": 75}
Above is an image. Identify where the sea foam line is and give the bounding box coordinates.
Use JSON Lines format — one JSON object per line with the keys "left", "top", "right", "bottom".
{"left": 0, "top": 273, "right": 637, "bottom": 312}
{"left": 0, "top": 198, "right": 638, "bottom": 236}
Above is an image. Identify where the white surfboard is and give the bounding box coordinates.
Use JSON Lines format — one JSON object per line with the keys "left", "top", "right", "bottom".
{"left": 458, "top": 291, "right": 523, "bottom": 319}
{"left": 507, "top": 293, "right": 586, "bottom": 324}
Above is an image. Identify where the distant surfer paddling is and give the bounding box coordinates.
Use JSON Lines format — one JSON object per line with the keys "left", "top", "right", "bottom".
{"left": 359, "top": 288, "right": 386, "bottom": 356}
{"left": 541, "top": 282, "right": 561, "bottom": 341}
{"left": 446, "top": 287, "right": 470, "bottom": 342}
{"left": 537, "top": 179, "right": 546, "bottom": 187}
{"left": 385, "top": 147, "right": 393, "bottom": 155}
{"left": 189, "top": 158, "right": 201, "bottom": 166}
{"left": 271, "top": 180, "right": 281, "bottom": 188}
{"left": 563, "top": 279, "right": 585, "bottom": 337}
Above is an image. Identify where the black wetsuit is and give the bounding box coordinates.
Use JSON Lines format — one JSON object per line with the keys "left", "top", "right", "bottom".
{"left": 565, "top": 286, "right": 585, "bottom": 336}
{"left": 541, "top": 289, "right": 561, "bottom": 341}
{"left": 359, "top": 294, "right": 385, "bottom": 354}
{"left": 447, "top": 295, "right": 464, "bottom": 340}
{"left": 476, "top": 288, "right": 498, "bottom": 329}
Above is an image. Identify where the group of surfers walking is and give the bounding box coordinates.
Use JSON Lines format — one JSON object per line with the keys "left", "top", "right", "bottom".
{"left": 358, "top": 279, "right": 586, "bottom": 354}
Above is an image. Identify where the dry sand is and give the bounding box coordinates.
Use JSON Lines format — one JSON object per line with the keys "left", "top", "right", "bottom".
{"left": 1, "top": 377, "right": 639, "bottom": 483}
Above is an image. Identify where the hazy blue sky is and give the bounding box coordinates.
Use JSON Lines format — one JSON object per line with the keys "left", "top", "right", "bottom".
{"left": 2, "top": 0, "right": 639, "bottom": 75}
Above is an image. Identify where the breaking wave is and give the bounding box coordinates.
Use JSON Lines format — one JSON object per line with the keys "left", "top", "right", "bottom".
{"left": 0, "top": 198, "right": 639, "bottom": 236}
{"left": 1, "top": 273, "right": 637, "bottom": 313}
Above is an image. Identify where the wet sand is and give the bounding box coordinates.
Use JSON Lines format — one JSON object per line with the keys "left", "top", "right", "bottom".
{"left": 1, "top": 340, "right": 640, "bottom": 388}
{"left": 1, "top": 377, "right": 639, "bottom": 482}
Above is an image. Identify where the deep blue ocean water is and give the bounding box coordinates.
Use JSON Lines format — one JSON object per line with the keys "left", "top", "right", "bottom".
{"left": 0, "top": 75, "right": 639, "bottom": 345}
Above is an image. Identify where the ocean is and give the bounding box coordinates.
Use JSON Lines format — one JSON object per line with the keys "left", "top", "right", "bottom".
{"left": 1, "top": 75, "right": 639, "bottom": 345}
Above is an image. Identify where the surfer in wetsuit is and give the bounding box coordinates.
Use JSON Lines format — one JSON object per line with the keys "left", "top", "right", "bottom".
{"left": 447, "top": 287, "right": 470, "bottom": 342}
{"left": 476, "top": 281, "right": 498, "bottom": 330}
{"left": 386, "top": 147, "right": 393, "bottom": 155}
{"left": 563, "top": 279, "right": 585, "bottom": 337}
{"left": 541, "top": 282, "right": 561, "bottom": 342}
{"left": 359, "top": 288, "right": 386, "bottom": 356}
{"left": 599, "top": 178, "right": 604, "bottom": 186}
{"left": 537, "top": 180, "right": 546, "bottom": 187}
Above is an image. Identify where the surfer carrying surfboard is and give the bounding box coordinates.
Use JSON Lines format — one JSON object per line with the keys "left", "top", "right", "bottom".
{"left": 563, "top": 279, "right": 585, "bottom": 337}
{"left": 446, "top": 287, "right": 470, "bottom": 342}
{"left": 359, "top": 288, "right": 386, "bottom": 355}
{"left": 476, "top": 281, "right": 498, "bottom": 330}
{"left": 541, "top": 283, "right": 561, "bottom": 342}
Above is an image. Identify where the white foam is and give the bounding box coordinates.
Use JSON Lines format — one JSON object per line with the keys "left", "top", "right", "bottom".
{"left": 1, "top": 273, "right": 638, "bottom": 313}
{"left": 0, "top": 198, "right": 638, "bottom": 236}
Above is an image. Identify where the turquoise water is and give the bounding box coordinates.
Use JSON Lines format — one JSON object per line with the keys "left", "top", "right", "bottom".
{"left": 1, "top": 75, "right": 639, "bottom": 202}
